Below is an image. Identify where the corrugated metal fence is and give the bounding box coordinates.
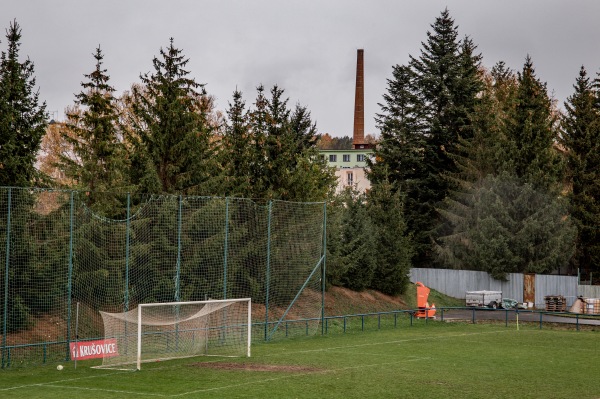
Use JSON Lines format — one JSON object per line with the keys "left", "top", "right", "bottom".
{"left": 409, "top": 268, "right": 582, "bottom": 308}
{"left": 578, "top": 285, "right": 600, "bottom": 299}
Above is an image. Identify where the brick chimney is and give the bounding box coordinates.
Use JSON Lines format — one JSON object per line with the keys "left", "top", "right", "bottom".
{"left": 353, "top": 49, "right": 365, "bottom": 149}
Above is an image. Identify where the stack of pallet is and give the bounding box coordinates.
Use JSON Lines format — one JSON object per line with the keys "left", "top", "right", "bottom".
{"left": 582, "top": 298, "right": 600, "bottom": 315}
{"left": 544, "top": 295, "right": 566, "bottom": 312}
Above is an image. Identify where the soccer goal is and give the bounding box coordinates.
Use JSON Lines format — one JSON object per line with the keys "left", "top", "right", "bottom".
{"left": 96, "top": 298, "right": 251, "bottom": 370}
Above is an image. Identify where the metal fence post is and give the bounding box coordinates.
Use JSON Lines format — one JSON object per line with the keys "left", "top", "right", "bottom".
{"left": 321, "top": 202, "right": 326, "bottom": 336}
{"left": 2, "top": 188, "right": 12, "bottom": 369}
{"left": 265, "top": 201, "right": 272, "bottom": 341}
{"left": 66, "top": 191, "right": 74, "bottom": 361}
{"left": 223, "top": 198, "right": 229, "bottom": 299}
{"left": 124, "top": 193, "right": 131, "bottom": 311}
{"left": 175, "top": 195, "right": 182, "bottom": 303}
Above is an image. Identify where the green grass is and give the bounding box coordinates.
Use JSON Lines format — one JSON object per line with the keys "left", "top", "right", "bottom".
{"left": 1, "top": 321, "right": 598, "bottom": 398}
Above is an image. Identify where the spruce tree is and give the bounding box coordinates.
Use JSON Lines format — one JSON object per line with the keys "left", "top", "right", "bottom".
{"left": 367, "top": 178, "right": 413, "bottom": 295}
{"left": 453, "top": 37, "right": 483, "bottom": 138}
{"left": 127, "top": 38, "right": 217, "bottom": 195}
{"left": 443, "top": 63, "right": 518, "bottom": 219}
{"left": 437, "top": 174, "right": 575, "bottom": 280}
{"left": 247, "top": 85, "right": 269, "bottom": 198}
{"left": 0, "top": 20, "right": 47, "bottom": 187}
{"left": 370, "top": 64, "right": 425, "bottom": 186}
{"left": 505, "top": 56, "right": 562, "bottom": 190}
{"left": 324, "top": 195, "right": 347, "bottom": 287}
{"left": 438, "top": 61, "right": 573, "bottom": 279}
{"left": 560, "top": 66, "right": 600, "bottom": 277}
{"left": 371, "top": 9, "right": 482, "bottom": 267}
{"left": 58, "top": 46, "right": 128, "bottom": 214}
{"left": 243, "top": 85, "right": 335, "bottom": 201}
{"left": 337, "top": 189, "right": 377, "bottom": 291}
{"left": 285, "top": 103, "right": 335, "bottom": 201}
{"left": 221, "top": 89, "right": 252, "bottom": 197}
{"left": 289, "top": 104, "right": 319, "bottom": 153}
{"left": 263, "top": 85, "right": 294, "bottom": 199}
{"left": 0, "top": 21, "right": 48, "bottom": 332}
{"left": 437, "top": 63, "right": 514, "bottom": 271}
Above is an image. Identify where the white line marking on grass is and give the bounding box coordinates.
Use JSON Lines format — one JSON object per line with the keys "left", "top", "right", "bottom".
{"left": 265, "top": 330, "right": 510, "bottom": 356}
{"left": 169, "top": 374, "right": 309, "bottom": 397}
{"left": 0, "top": 370, "right": 132, "bottom": 393}
{"left": 43, "top": 384, "right": 166, "bottom": 397}
{"left": 168, "top": 356, "right": 432, "bottom": 397}
{"left": 0, "top": 330, "right": 513, "bottom": 397}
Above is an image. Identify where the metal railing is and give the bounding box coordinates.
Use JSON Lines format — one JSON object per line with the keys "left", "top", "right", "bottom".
{"left": 3, "top": 307, "right": 598, "bottom": 368}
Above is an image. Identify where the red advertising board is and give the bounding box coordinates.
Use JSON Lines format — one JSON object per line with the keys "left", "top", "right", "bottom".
{"left": 70, "top": 339, "right": 119, "bottom": 360}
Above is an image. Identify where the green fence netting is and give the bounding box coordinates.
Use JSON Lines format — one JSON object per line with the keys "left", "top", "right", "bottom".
{"left": 0, "top": 187, "right": 326, "bottom": 367}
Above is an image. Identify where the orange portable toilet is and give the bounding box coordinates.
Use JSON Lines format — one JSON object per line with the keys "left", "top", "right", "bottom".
{"left": 415, "top": 282, "right": 436, "bottom": 318}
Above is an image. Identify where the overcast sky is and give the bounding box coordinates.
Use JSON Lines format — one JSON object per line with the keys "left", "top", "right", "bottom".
{"left": 4, "top": 0, "right": 600, "bottom": 137}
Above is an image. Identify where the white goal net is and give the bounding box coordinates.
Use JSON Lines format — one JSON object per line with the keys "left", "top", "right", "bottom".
{"left": 97, "top": 298, "right": 251, "bottom": 370}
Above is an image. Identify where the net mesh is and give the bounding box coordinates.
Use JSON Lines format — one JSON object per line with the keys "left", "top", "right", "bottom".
{"left": 0, "top": 188, "right": 325, "bottom": 367}
{"left": 98, "top": 300, "right": 249, "bottom": 370}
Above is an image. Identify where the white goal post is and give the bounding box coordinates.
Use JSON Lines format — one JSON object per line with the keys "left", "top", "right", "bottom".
{"left": 97, "top": 298, "right": 251, "bottom": 370}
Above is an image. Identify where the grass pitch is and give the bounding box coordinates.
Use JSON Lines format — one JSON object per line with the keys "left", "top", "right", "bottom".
{"left": 0, "top": 321, "right": 598, "bottom": 399}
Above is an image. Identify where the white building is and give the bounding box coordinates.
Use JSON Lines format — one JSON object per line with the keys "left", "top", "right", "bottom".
{"left": 318, "top": 49, "right": 374, "bottom": 194}
{"left": 319, "top": 148, "right": 373, "bottom": 193}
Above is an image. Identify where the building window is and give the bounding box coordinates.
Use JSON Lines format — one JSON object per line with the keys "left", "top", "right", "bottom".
{"left": 357, "top": 154, "right": 365, "bottom": 162}
{"left": 347, "top": 172, "right": 353, "bottom": 186}
{"left": 319, "top": 154, "right": 325, "bottom": 161}
{"left": 329, "top": 154, "right": 337, "bottom": 162}
{"left": 343, "top": 154, "right": 350, "bottom": 162}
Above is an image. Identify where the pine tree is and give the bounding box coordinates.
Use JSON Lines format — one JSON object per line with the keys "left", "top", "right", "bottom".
{"left": 0, "top": 21, "right": 47, "bottom": 332}
{"left": 370, "top": 64, "right": 425, "bottom": 186}
{"left": 247, "top": 85, "right": 269, "bottom": 198}
{"left": 505, "top": 56, "right": 562, "bottom": 190}
{"left": 443, "top": 63, "right": 518, "bottom": 223}
{"left": 437, "top": 174, "right": 575, "bottom": 280}
{"left": 369, "top": 64, "right": 428, "bottom": 267}
{"left": 243, "top": 85, "right": 335, "bottom": 201}
{"left": 337, "top": 189, "right": 377, "bottom": 291}
{"left": 324, "top": 195, "right": 347, "bottom": 287}
{"left": 220, "top": 89, "right": 252, "bottom": 197}
{"left": 0, "top": 20, "right": 47, "bottom": 187}
{"left": 289, "top": 103, "right": 319, "bottom": 153}
{"left": 453, "top": 37, "right": 483, "bottom": 139}
{"left": 560, "top": 66, "right": 600, "bottom": 277}
{"left": 127, "top": 38, "right": 217, "bottom": 195}
{"left": 437, "top": 60, "right": 575, "bottom": 279}
{"left": 58, "top": 46, "right": 128, "bottom": 214}
{"left": 285, "top": 104, "right": 335, "bottom": 201}
{"left": 436, "top": 63, "right": 514, "bottom": 270}
{"left": 263, "top": 85, "right": 294, "bottom": 199}
{"left": 371, "top": 9, "right": 482, "bottom": 267}
{"left": 367, "top": 178, "right": 413, "bottom": 295}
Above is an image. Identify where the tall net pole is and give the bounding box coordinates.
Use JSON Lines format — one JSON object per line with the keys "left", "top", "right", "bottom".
{"left": 124, "top": 193, "right": 131, "bottom": 312}
{"left": 223, "top": 198, "right": 229, "bottom": 299}
{"left": 265, "top": 201, "right": 272, "bottom": 341}
{"left": 175, "top": 195, "right": 182, "bottom": 303}
{"left": 66, "top": 192, "right": 74, "bottom": 361}
{"left": 321, "top": 202, "right": 327, "bottom": 336}
{"left": 2, "top": 188, "right": 11, "bottom": 369}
